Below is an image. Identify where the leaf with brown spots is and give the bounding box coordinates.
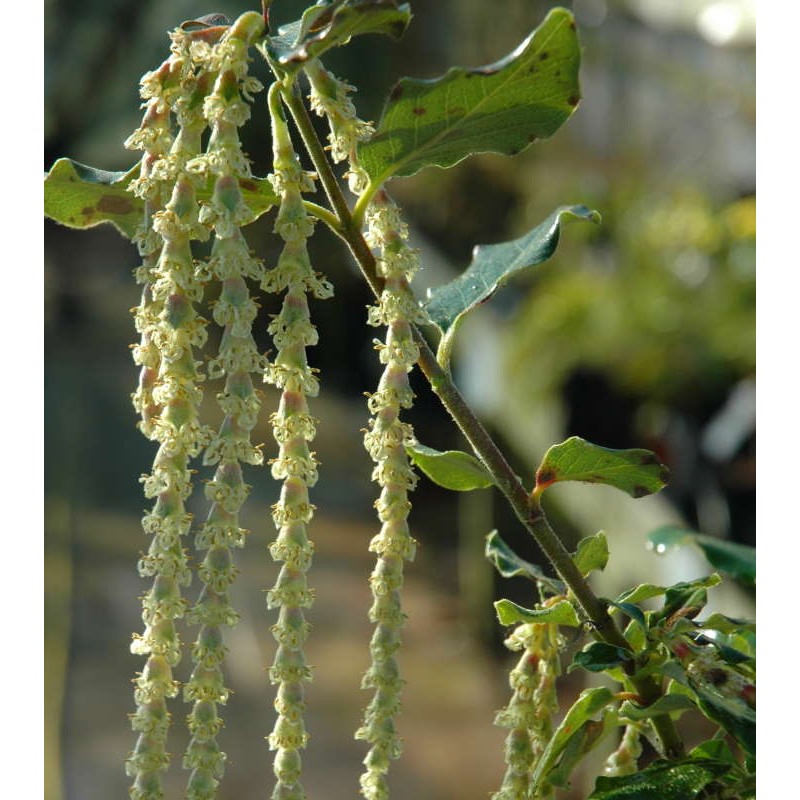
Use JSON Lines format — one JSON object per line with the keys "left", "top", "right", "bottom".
{"left": 358, "top": 7, "right": 581, "bottom": 183}
{"left": 44, "top": 158, "right": 279, "bottom": 240}
{"left": 534, "top": 436, "right": 669, "bottom": 499}
{"left": 44, "top": 158, "right": 144, "bottom": 239}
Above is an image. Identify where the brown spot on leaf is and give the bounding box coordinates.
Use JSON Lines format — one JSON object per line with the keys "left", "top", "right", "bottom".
{"left": 239, "top": 179, "right": 257, "bottom": 192}
{"left": 636, "top": 452, "right": 660, "bottom": 466}
{"left": 568, "top": 95, "right": 580, "bottom": 106}
{"left": 81, "top": 206, "right": 94, "bottom": 217}
{"left": 539, "top": 51, "right": 550, "bottom": 61}
{"left": 536, "top": 468, "right": 557, "bottom": 488}
{"left": 389, "top": 84, "right": 404, "bottom": 101}
{"left": 97, "top": 194, "right": 134, "bottom": 215}
{"left": 528, "top": 134, "right": 538, "bottom": 144}
{"left": 631, "top": 485, "right": 650, "bottom": 498}
{"left": 570, "top": 20, "right": 576, "bottom": 31}
{"left": 412, "top": 106, "right": 427, "bottom": 116}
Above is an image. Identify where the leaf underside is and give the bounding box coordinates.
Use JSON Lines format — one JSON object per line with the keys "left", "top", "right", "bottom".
{"left": 405, "top": 441, "right": 494, "bottom": 491}
{"left": 266, "top": 0, "right": 411, "bottom": 70}
{"left": 357, "top": 7, "right": 582, "bottom": 184}
{"left": 485, "top": 531, "right": 566, "bottom": 595}
{"left": 424, "top": 204, "right": 600, "bottom": 335}
{"left": 535, "top": 436, "right": 669, "bottom": 498}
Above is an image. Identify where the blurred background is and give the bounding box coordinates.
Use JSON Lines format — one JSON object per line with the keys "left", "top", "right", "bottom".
{"left": 44, "top": 1, "right": 755, "bottom": 798}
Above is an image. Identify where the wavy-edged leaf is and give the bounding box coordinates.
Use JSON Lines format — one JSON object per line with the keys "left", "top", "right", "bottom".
{"left": 569, "top": 642, "right": 631, "bottom": 674}
{"left": 688, "top": 673, "right": 756, "bottom": 755}
{"left": 484, "top": 531, "right": 566, "bottom": 595}
{"left": 531, "top": 687, "right": 616, "bottom": 791}
{"left": 265, "top": 0, "right": 411, "bottom": 71}
{"left": 588, "top": 758, "right": 732, "bottom": 800}
{"left": 44, "top": 158, "right": 143, "bottom": 238}
{"left": 615, "top": 583, "right": 668, "bottom": 605}
{"left": 358, "top": 7, "right": 581, "bottom": 183}
{"left": 44, "top": 158, "right": 279, "bottom": 240}
{"left": 405, "top": 441, "right": 493, "bottom": 490}
{"left": 494, "top": 598, "right": 580, "bottom": 627}
{"left": 535, "top": 436, "right": 669, "bottom": 499}
{"left": 648, "top": 525, "right": 755, "bottom": 586}
{"left": 573, "top": 531, "right": 609, "bottom": 577}
{"left": 424, "top": 205, "right": 600, "bottom": 343}
{"left": 655, "top": 575, "right": 722, "bottom": 625}
{"left": 619, "top": 693, "right": 697, "bottom": 722}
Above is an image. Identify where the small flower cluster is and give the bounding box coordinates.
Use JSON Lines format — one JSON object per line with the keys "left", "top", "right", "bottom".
{"left": 262, "top": 81, "right": 333, "bottom": 800}
{"left": 355, "top": 192, "right": 426, "bottom": 800}
{"left": 306, "top": 60, "right": 375, "bottom": 165}
{"left": 125, "top": 24, "right": 217, "bottom": 800}
{"left": 492, "top": 623, "right": 562, "bottom": 800}
{"left": 179, "top": 14, "right": 266, "bottom": 800}
{"left": 603, "top": 723, "right": 643, "bottom": 777}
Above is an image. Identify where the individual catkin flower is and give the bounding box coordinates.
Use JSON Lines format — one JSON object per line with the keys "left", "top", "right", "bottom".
{"left": 492, "top": 622, "right": 562, "bottom": 800}
{"left": 178, "top": 13, "right": 267, "bottom": 800}
{"left": 354, "top": 191, "right": 427, "bottom": 800}
{"left": 305, "top": 59, "right": 376, "bottom": 164}
{"left": 262, "top": 79, "right": 332, "bottom": 800}
{"left": 125, "top": 23, "right": 221, "bottom": 800}
{"left": 603, "top": 722, "right": 644, "bottom": 777}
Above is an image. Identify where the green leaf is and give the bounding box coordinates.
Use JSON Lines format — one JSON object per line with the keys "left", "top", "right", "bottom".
{"left": 546, "top": 715, "right": 615, "bottom": 788}
{"left": 44, "top": 158, "right": 143, "bottom": 238}
{"left": 358, "top": 7, "right": 581, "bottom": 183}
{"left": 615, "top": 583, "right": 668, "bottom": 605}
{"left": 655, "top": 575, "right": 722, "bottom": 625}
{"left": 573, "top": 531, "right": 609, "bottom": 576}
{"left": 494, "top": 598, "right": 580, "bottom": 627}
{"left": 588, "top": 758, "right": 732, "bottom": 800}
{"left": 484, "top": 531, "right": 566, "bottom": 594}
{"left": 405, "top": 441, "right": 494, "bottom": 490}
{"left": 569, "top": 642, "right": 631, "bottom": 674}
{"left": 535, "top": 436, "right": 669, "bottom": 498}
{"left": 44, "top": 158, "right": 279, "bottom": 240}
{"left": 265, "top": 0, "right": 411, "bottom": 71}
{"left": 688, "top": 673, "right": 756, "bottom": 755}
{"left": 424, "top": 205, "right": 600, "bottom": 342}
{"left": 648, "top": 526, "right": 756, "bottom": 586}
{"left": 531, "top": 687, "right": 616, "bottom": 791}
{"left": 619, "top": 693, "right": 697, "bottom": 722}
{"left": 690, "top": 738, "right": 736, "bottom": 765}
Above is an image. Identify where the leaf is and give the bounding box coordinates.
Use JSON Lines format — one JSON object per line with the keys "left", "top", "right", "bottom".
{"left": 44, "top": 158, "right": 143, "bottom": 238}
{"left": 357, "top": 7, "right": 582, "bottom": 183}
{"left": 569, "top": 642, "right": 631, "bottom": 674}
{"left": 608, "top": 600, "right": 647, "bottom": 631}
{"left": 655, "top": 575, "right": 722, "bottom": 625}
{"left": 531, "top": 687, "right": 616, "bottom": 791}
{"left": 494, "top": 598, "right": 580, "bottom": 628}
{"left": 424, "top": 205, "right": 600, "bottom": 341}
{"left": 546, "top": 715, "right": 615, "bottom": 788}
{"left": 648, "top": 525, "right": 756, "bottom": 586}
{"left": 615, "top": 583, "right": 668, "bottom": 605}
{"left": 44, "top": 158, "right": 279, "bottom": 240}
{"left": 535, "top": 436, "right": 669, "bottom": 499}
{"left": 619, "top": 693, "right": 697, "bottom": 722}
{"left": 265, "top": 0, "right": 411, "bottom": 71}
{"left": 588, "top": 758, "right": 732, "bottom": 800}
{"left": 688, "top": 673, "right": 756, "bottom": 755}
{"left": 573, "top": 531, "right": 609, "bottom": 576}
{"left": 484, "top": 531, "right": 566, "bottom": 595}
{"left": 405, "top": 441, "right": 494, "bottom": 490}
